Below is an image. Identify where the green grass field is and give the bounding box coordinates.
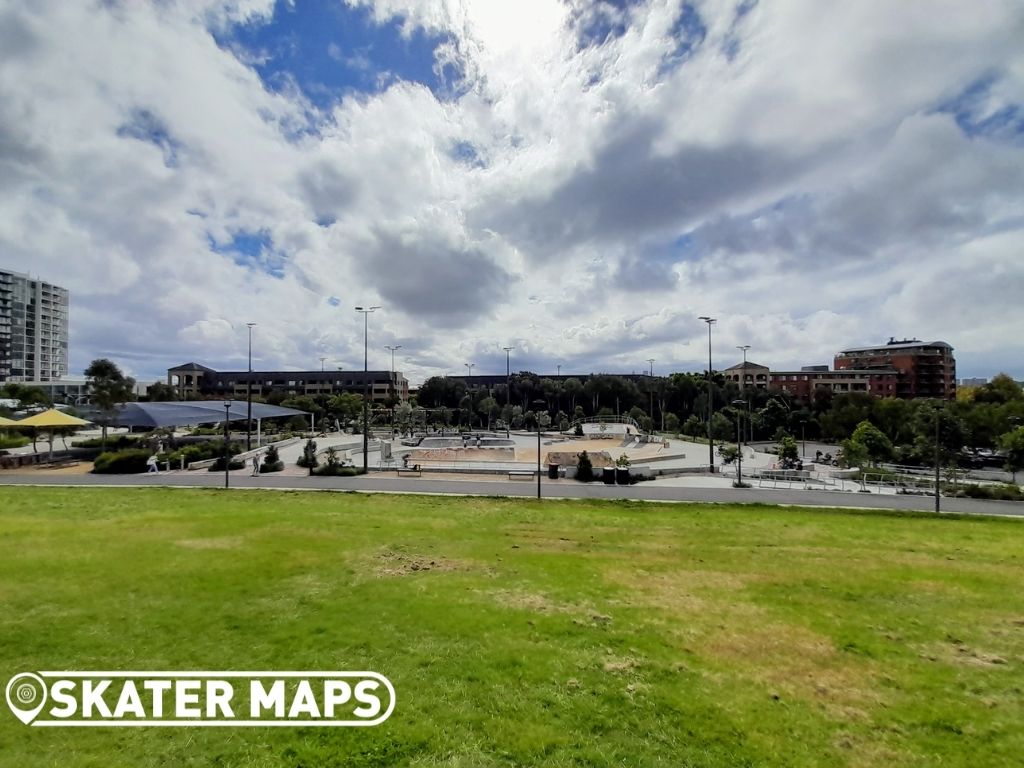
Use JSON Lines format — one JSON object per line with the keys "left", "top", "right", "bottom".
{"left": 1, "top": 488, "right": 1022, "bottom": 767}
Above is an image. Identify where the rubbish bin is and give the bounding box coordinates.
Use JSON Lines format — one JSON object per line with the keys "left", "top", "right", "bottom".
{"left": 615, "top": 467, "right": 630, "bottom": 485}
{"left": 602, "top": 467, "right": 616, "bottom": 485}
{"left": 548, "top": 463, "right": 559, "bottom": 479}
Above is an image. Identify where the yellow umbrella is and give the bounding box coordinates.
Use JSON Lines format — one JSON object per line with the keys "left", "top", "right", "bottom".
{"left": 16, "top": 409, "right": 90, "bottom": 462}
{"left": 0, "top": 416, "right": 18, "bottom": 428}
{"left": 16, "top": 409, "right": 90, "bottom": 428}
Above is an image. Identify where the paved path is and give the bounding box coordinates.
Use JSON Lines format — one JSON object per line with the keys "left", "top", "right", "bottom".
{"left": 1, "top": 471, "right": 1022, "bottom": 518}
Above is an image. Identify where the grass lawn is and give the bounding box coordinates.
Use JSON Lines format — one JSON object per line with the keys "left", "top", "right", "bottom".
{"left": 1, "top": 487, "right": 1022, "bottom": 767}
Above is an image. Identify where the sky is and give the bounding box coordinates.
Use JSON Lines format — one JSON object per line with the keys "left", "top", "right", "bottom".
{"left": 1, "top": 0, "right": 1023, "bottom": 386}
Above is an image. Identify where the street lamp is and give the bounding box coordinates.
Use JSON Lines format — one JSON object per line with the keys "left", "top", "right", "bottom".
{"left": 933, "top": 402, "right": 943, "bottom": 514}
{"left": 223, "top": 401, "right": 231, "bottom": 489}
{"left": 737, "top": 344, "right": 752, "bottom": 442}
{"left": 698, "top": 316, "right": 716, "bottom": 471}
{"left": 533, "top": 398, "right": 546, "bottom": 499}
{"left": 557, "top": 364, "right": 561, "bottom": 377}
{"left": 386, "top": 345, "right": 402, "bottom": 434}
{"left": 464, "top": 363, "right": 475, "bottom": 430}
{"left": 246, "top": 322, "right": 256, "bottom": 451}
{"left": 732, "top": 399, "right": 746, "bottom": 487}
{"left": 647, "top": 358, "right": 655, "bottom": 433}
{"left": 319, "top": 356, "right": 327, "bottom": 372}
{"left": 355, "top": 305, "right": 380, "bottom": 473}
{"left": 502, "top": 346, "right": 514, "bottom": 437}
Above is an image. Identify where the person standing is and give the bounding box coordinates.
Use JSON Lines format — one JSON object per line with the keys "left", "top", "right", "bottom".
{"left": 251, "top": 455, "right": 260, "bottom": 476}
{"left": 146, "top": 454, "right": 159, "bottom": 474}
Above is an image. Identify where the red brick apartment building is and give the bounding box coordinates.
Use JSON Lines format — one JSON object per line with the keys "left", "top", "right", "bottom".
{"left": 724, "top": 338, "right": 956, "bottom": 401}
{"left": 834, "top": 338, "right": 956, "bottom": 400}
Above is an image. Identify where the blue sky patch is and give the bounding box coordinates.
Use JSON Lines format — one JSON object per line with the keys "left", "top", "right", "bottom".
{"left": 214, "top": 0, "right": 453, "bottom": 109}
{"left": 116, "top": 108, "right": 182, "bottom": 167}
{"left": 936, "top": 73, "right": 1024, "bottom": 143}
{"left": 209, "top": 230, "right": 286, "bottom": 279}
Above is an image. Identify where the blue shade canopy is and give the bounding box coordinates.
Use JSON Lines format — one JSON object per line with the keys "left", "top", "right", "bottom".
{"left": 108, "top": 401, "right": 309, "bottom": 428}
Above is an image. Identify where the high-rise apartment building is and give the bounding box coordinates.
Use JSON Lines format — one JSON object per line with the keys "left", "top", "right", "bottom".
{"left": 0, "top": 269, "right": 70, "bottom": 383}
{"left": 834, "top": 338, "right": 956, "bottom": 400}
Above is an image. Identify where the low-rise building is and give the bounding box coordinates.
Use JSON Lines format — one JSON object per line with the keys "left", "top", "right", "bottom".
{"left": 167, "top": 363, "right": 408, "bottom": 403}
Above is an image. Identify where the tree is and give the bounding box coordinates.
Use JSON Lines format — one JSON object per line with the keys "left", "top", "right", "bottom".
{"left": 682, "top": 414, "right": 704, "bottom": 438}
{"left": 777, "top": 435, "right": 799, "bottom": 465}
{"left": 664, "top": 413, "right": 680, "bottom": 434}
{"left": 839, "top": 438, "right": 868, "bottom": 470}
{"left": 999, "top": 427, "right": 1024, "bottom": 484}
{"left": 84, "top": 358, "right": 135, "bottom": 449}
{"left": 850, "top": 420, "right": 893, "bottom": 465}
{"left": 144, "top": 382, "right": 178, "bottom": 402}
{"left": 576, "top": 451, "right": 594, "bottom": 482}
{"left": 709, "top": 412, "right": 732, "bottom": 442}
{"left": 974, "top": 374, "right": 1023, "bottom": 405}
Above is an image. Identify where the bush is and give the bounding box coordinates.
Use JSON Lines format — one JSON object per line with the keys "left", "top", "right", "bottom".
{"left": 0, "top": 435, "right": 30, "bottom": 449}
{"left": 260, "top": 445, "right": 284, "bottom": 473}
{"left": 959, "top": 483, "right": 1024, "bottom": 501}
{"left": 312, "top": 465, "right": 365, "bottom": 477}
{"left": 92, "top": 449, "right": 151, "bottom": 474}
{"left": 75, "top": 435, "right": 140, "bottom": 450}
{"left": 574, "top": 424, "right": 584, "bottom": 437}
{"left": 207, "top": 457, "right": 245, "bottom": 472}
{"left": 575, "top": 450, "right": 594, "bottom": 482}
{"left": 297, "top": 439, "right": 319, "bottom": 468}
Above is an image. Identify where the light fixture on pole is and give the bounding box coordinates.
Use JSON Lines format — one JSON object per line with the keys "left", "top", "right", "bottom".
{"left": 647, "top": 358, "right": 655, "bottom": 433}
{"left": 732, "top": 399, "right": 746, "bottom": 487}
{"left": 698, "top": 316, "right": 716, "bottom": 471}
{"left": 557, "top": 364, "right": 561, "bottom": 377}
{"left": 464, "top": 362, "right": 475, "bottom": 430}
{"left": 385, "top": 345, "right": 402, "bottom": 434}
{"left": 934, "top": 403, "right": 943, "bottom": 514}
{"left": 532, "top": 398, "right": 546, "bottom": 499}
{"left": 355, "top": 305, "right": 380, "bottom": 474}
{"left": 502, "top": 346, "right": 514, "bottom": 437}
{"left": 736, "top": 344, "right": 752, "bottom": 442}
{"left": 246, "top": 322, "right": 256, "bottom": 451}
{"left": 223, "top": 401, "right": 231, "bottom": 489}
{"left": 320, "top": 356, "right": 327, "bottom": 372}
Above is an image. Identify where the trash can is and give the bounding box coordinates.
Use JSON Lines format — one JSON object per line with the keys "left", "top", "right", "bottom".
{"left": 602, "top": 467, "right": 616, "bottom": 485}
{"left": 615, "top": 467, "right": 630, "bottom": 485}
{"left": 548, "top": 463, "right": 559, "bottom": 479}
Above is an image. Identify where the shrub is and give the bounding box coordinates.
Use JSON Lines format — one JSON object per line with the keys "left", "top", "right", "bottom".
{"left": 574, "top": 424, "right": 584, "bottom": 437}
{"left": 575, "top": 450, "right": 594, "bottom": 482}
{"left": 312, "top": 465, "right": 365, "bottom": 477}
{"left": 297, "top": 439, "right": 319, "bottom": 468}
{"left": 75, "top": 435, "right": 140, "bottom": 450}
{"left": 260, "top": 444, "right": 284, "bottom": 473}
{"left": 207, "top": 457, "right": 245, "bottom": 472}
{"left": 92, "top": 449, "right": 151, "bottom": 474}
{"left": 959, "top": 483, "right": 1024, "bottom": 501}
{"left": 0, "top": 435, "right": 30, "bottom": 449}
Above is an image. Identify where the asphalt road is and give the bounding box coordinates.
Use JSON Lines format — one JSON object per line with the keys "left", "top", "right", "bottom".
{"left": 1, "top": 471, "right": 1022, "bottom": 517}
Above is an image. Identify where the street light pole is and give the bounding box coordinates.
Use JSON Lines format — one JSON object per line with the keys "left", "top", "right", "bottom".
{"left": 223, "top": 401, "right": 231, "bottom": 489}
{"left": 737, "top": 344, "right": 751, "bottom": 443}
{"left": 732, "top": 399, "right": 746, "bottom": 487}
{"left": 464, "top": 362, "right": 475, "bottom": 430}
{"left": 646, "top": 358, "right": 655, "bottom": 434}
{"left": 385, "top": 345, "right": 402, "bottom": 435}
{"left": 246, "top": 322, "right": 256, "bottom": 451}
{"left": 934, "top": 403, "right": 942, "bottom": 514}
{"left": 699, "top": 316, "right": 716, "bottom": 471}
{"left": 355, "top": 306, "right": 380, "bottom": 474}
{"left": 533, "top": 398, "right": 546, "bottom": 499}
{"left": 503, "top": 346, "right": 513, "bottom": 437}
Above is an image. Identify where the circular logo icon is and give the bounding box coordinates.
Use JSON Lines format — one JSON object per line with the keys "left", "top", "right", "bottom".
{"left": 5, "top": 672, "right": 48, "bottom": 725}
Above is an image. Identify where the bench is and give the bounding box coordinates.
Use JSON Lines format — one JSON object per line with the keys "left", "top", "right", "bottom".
{"left": 508, "top": 470, "right": 536, "bottom": 480}
{"left": 396, "top": 468, "right": 422, "bottom": 477}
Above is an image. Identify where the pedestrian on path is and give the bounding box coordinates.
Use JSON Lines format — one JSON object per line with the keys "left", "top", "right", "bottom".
{"left": 146, "top": 455, "right": 159, "bottom": 474}
{"left": 251, "top": 455, "right": 260, "bottom": 476}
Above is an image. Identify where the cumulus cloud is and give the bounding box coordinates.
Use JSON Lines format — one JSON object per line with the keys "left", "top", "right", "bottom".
{"left": 0, "top": 0, "right": 1022, "bottom": 387}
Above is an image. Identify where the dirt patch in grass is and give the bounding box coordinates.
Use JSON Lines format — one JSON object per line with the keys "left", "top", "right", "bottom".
{"left": 374, "top": 549, "right": 467, "bottom": 576}
{"left": 174, "top": 536, "right": 246, "bottom": 550}
{"left": 487, "top": 589, "right": 581, "bottom": 614}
